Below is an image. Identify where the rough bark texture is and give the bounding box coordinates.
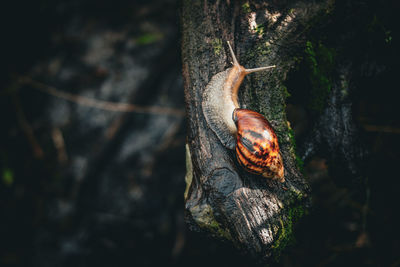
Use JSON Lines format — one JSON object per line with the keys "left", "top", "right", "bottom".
{"left": 181, "top": 0, "right": 331, "bottom": 260}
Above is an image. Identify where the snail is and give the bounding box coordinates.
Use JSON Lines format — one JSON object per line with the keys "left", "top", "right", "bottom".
{"left": 202, "top": 41, "right": 285, "bottom": 182}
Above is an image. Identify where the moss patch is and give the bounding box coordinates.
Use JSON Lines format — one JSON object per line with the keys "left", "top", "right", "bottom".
{"left": 190, "top": 204, "right": 232, "bottom": 241}
{"left": 136, "top": 32, "right": 163, "bottom": 45}
{"left": 304, "top": 41, "right": 335, "bottom": 113}
{"left": 255, "top": 24, "right": 265, "bottom": 37}
{"left": 242, "top": 2, "right": 251, "bottom": 14}
{"left": 271, "top": 202, "right": 308, "bottom": 261}
{"left": 2, "top": 168, "right": 14, "bottom": 186}
{"left": 271, "top": 180, "right": 309, "bottom": 261}
{"left": 286, "top": 40, "right": 336, "bottom": 116}
{"left": 287, "top": 127, "right": 304, "bottom": 173}
{"left": 271, "top": 217, "right": 293, "bottom": 260}
{"left": 211, "top": 38, "right": 223, "bottom": 56}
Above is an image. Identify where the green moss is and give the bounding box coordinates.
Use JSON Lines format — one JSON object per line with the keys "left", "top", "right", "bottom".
{"left": 208, "top": 219, "right": 232, "bottom": 241}
{"left": 271, "top": 204, "right": 308, "bottom": 261}
{"left": 2, "top": 168, "right": 14, "bottom": 186}
{"left": 282, "top": 85, "right": 291, "bottom": 98}
{"left": 287, "top": 126, "right": 296, "bottom": 148}
{"left": 136, "top": 33, "right": 163, "bottom": 45}
{"left": 304, "top": 41, "right": 335, "bottom": 113}
{"left": 211, "top": 38, "right": 223, "bottom": 56}
{"left": 190, "top": 204, "right": 232, "bottom": 241}
{"left": 242, "top": 41, "right": 273, "bottom": 64}
{"left": 287, "top": 127, "right": 304, "bottom": 173}
{"left": 367, "top": 15, "right": 392, "bottom": 44}
{"left": 255, "top": 24, "right": 265, "bottom": 37}
{"left": 242, "top": 2, "right": 251, "bottom": 13}
{"left": 385, "top": 31, "right": 392, "bottom": 44}
{"left": 271, "top": 174, "right": 309, "bottom": 260}
{"left": 295, "top": 156, "right": 304, "bottom": 173}
{"left": 271, "top": 218, "right": 292, "bottom": 257}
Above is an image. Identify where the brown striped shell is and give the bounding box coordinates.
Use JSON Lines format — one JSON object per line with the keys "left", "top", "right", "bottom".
{"left": 233, "top": 108, "right": 284, "bottom": 182}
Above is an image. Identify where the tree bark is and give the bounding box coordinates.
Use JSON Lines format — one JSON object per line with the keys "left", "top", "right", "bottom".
{"left": 181, "top": 0, "right": 330, "bottom": 260}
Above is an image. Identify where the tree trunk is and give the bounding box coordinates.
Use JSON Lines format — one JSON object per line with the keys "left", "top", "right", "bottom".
{"left": 181, "top": 0, "right": 330, "bottom": 260}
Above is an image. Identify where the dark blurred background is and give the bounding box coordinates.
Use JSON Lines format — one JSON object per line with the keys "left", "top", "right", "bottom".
{"left": 0, "top": 0, "right": 398, "bottom": 266}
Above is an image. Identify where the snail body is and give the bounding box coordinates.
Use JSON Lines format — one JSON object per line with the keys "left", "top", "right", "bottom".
{"left": 202, "top": 41, "right": 284, "bottom": 182}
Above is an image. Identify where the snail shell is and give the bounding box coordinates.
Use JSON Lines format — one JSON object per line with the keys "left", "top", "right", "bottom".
{"left": 202, "top": 41, "right": 284, "bottom": 181}
{"left": 234, "top": 108, "right": 284, "bottom": 181}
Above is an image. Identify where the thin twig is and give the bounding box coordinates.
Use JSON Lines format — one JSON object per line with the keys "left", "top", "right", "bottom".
{"left": 105, "top": 115, "right": 127, "bottom": 140}
{"left": 362, "top": 124, "right": 400, "bottom": 134}
{"left": 17, "top": 76, "right": 185, "bottom": 117}
{"left": 12, "top": 92, "right": 44, "bottom": 159}
{"left": 51, "top": 127, "right": 68, "bottom": 164}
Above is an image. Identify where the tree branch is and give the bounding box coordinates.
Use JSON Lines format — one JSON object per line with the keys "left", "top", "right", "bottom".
{"left": 181, "top": 0, "right": 329, "bottom": 260}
